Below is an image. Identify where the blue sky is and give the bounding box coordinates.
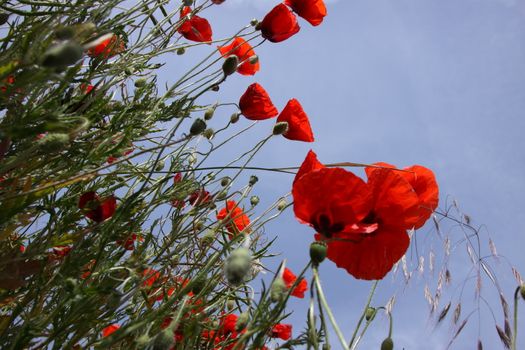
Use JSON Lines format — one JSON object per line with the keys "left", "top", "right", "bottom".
{"left": 164, "top": 0, "right": 525, "bottom": 348}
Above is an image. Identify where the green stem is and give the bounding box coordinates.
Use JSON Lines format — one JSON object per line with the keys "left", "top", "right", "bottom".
{"left": 348, "top": 280, "right": 379, "bottom": 347}
{"left": 512, "top": 286, "right": 520, "bottom": 350}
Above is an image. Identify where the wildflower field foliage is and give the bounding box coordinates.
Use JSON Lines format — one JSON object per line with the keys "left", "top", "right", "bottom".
{"left": 0, "top": 1, "right": 522, "bottom": 349}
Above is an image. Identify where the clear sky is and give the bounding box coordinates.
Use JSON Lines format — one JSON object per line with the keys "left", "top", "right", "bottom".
{"left": 167, "top": 0, "right": 525, "bottom": 348}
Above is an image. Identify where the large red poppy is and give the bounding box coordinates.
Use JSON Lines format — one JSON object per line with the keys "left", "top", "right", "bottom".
{"left": 259, "top": 4, "right": 300, "bottom": 43}
{"left": 239, "top": 83, "right": 278, "bottom": 120}
{"left": 276, "top": 99, "right": 314, "bottom": 142}
{"left": 216, "top": 200, "right": 250, "bottom": 236}
{"left": 284, "top": 0, "right": 327, "bottom": 26}
{"left": 78, "top": 191, "right": 116, "bottom": 223}
{"left": 218, "top": 37, "right": 259, "bottom": 76}
{"left": 178, "top": 7, "right": 213, "bottom": 43}
{"left": 282, "top": 267, "right": 308, "bottom": 298}
{"left": 293, "top": 149, "right": 324, "bottom": 184}
{"left": 292, "top": 167, "right": 372, "bottom": 237}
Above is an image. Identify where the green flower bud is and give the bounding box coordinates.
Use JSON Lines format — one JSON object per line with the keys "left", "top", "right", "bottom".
{"left": 222, "top": 55, "right": 239, "bottom": 76}
{"left": 249, "top": 175, "right": 258, "bottom": 186}
{"left": 153, "top": 329, "right": 174, "bottom": 350}
{"left": 42, "top": 41, "right": 83, "bottom": 67}
{"left": 520, "top": 285, "right": 525, "bottom": 301}
{"left": 190, "top": 118, "right": 206, "bottom": 135}
{"left": 135, "top": 334, "right": 151, "bottom": 347}
{"left": 277, "top": 199, "right": 287, "bottom": 211}
{"left": 221, "top": 177, "right": 231, "bottom": 187}
{"left": 203, "top": 128, "right": 214, "bottom": 140}
{"left": 176, "top": 47, "right": 186, "bottom": 55}
{"left": 249, "top": 55, "right": 259, "bottom": 64}
{"left": 250, "top": 19, "right": 259, "bottom": 27}
{"left": 204, "top": 107, "right": 215, "bottom": 120}
{"left": 236, "top": 312, "right": 249, "bottom": 331}
{"left": 200, "top": 230, "right": 216, "bottom": 246}
{"left": 155, "top": 159, "right": 165, "bottom": 171}
{"left": 230, "top": 112, "right": 240, "bottom": 124}
{"left": 381, "top": 337, "right": 394, "bottom": 350}
{"left": 365, "top": 307, "right": 377, "bottom": 322}
{"left": 250, "top": 195, "right": 259, "bottom": 206}
{"left": 210, "top": 84, "right": 220, "bottom": 92}
{"left": 273, "top": 121, "right": 289, "bottom": 135}
{"left": 224, "top": 247, "right": 252, "bottom": 286}
{"left": 134, "top": 78, "right": 147, "bottom": 88}
{"left": 310, "top": 241, "right": 327, "bottom": 264}
{"left": 183, "top": 0, "right": 193, "bottom": 6}
{"left": 322, "top": 344, "right": 331, "bottom": 350}
{"left": 270, "top": 277, "right": 287, "bottom": 303}
{"left": 38, "top": 133, "right": 69, "bottom": 153}
{"left": 226, "top": 299, "right": 236, "bottom": 311}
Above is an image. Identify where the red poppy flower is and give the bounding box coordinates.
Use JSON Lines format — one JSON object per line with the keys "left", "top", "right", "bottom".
{"left": 116, "top": 233, "right": 140, "bottom": 250}
{"left": 173, "top": 173, "right": 183, "bottom": 183}
{"left": 270, "top": 323, "right": 292, "bottom": 340}
{"left": 284, "top": 0, "right": 327, "bottom": 26}
{"left": 78, "top": 191, "right": 116, "bottom": 223}
{"left": 276, "top": 99, "right": 314, "bottom": 142}
{"left": 293, "top": 149, "right": 324, "bottom": 184}
{"left": 365, "top": 163, "right": 439, "bottom": 229}
{"left": 259, "top": 4, "right": 300, "bottom": 43}
{"left": 188, "top": 188, "right": 211, "bottom": 206}
{"left": 239, "top": 83, "right": 278, "bottom": 120}
{"left": 80, "top": 83, "right": 94, "bottom": 94}
{"left": 220, "top": 314, "right": 238, "bottom": 335}
{"left": 292, "top": 167, "right": 372, "bottom": 237}
{"left": 178, "top": 7, "right": 213, "bottom": 43}
{"left": 216, "top": 200, "right": 251, "bottom": 236}
{"left": 218, "top": 37, "right": 260, "bottom": 76}
{"left": 87, "top": 34, "right": 125, "bottom": 59}
{"left": 102, "top": 324, "right": 120, "bottom": 337}
{"left": 282, "top": 267, "right": 308, "bottom": 298}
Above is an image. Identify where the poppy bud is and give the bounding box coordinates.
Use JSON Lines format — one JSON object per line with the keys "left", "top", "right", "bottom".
{"left": 236, "top": 312, "right": 249, "bottom": 331}
{"left": 224, "top": 247, "right": 252, "bottom": 286}
{"left": 210, "top": 84, "right": 220, "bottom": 92}
{"left": 226, "top": 299, "right": 236, "bottom": 311}
{"left": 200, "top": 230, "right": 216, "bottom": 245}
{"left": 249, "top": 175, "right": 258, "bottom": 186}
{"left": 64, "top": 278, "right": 79, "bottom": 293}
{"left": 221, "top": 177, "right": 231, "bottom": 187}
{"left": 222, "top": 55, "right": 239, "bottom": 76}
{"left": 270, "top": 276, "right": 287, "bottom": 303}
{"left": 249, "top": 55, "right": 259, "bottom": 64}
{"left": 277, "top": 199, "right": 287, "bottom": 211}
{"left": 190, "top": 118, "right": 206, "bottom": 135}
{"left": 0, "top": 13, "right": 9, "bottom": 26}
{"left": 230, "top": 112, "right": 240, "bottom": 124}
{"left": 520, "top": 285, "right": 525, "bottom": 300}
{"left": 204, "top": 107, "right": 215, "bottom": 120}
{"left": 183, "top": 0, "right": 193, "bottom": 5}
{"left": 203, "top": 128, "right": 214, "bottom": 140}
{"left": 309, "top": 241, "right": 327, "bottom": 264}
{"left": 38, "top": 133, "right": 69, "bottom": 153}
{"left": 134, "top": 78, "right": 147, "bottom": 88}
{"left": 250, "top": 195, "right": 259, "bottom": 206}
{"left": 42, "top": 41, "right": 84, "bottom": 67}
{"left": 250, "top": 19, "right": 259, "bottom": 27}
{"left": 322, "top": 344, "right": 331, "bottom": 350}
{"left": 216, "top": 190, "right": 228, "bottom": 200}
{"left": 153, "top": 329, "right": 174, "bottom": 350}
{"left": 155, "top": 160, "right": 165, "bottom": 171}
{"left": 365, "top": 307, "right": 376, "bottom": 321}
{"left": 273, "top": 121, "right": 289, "bottom": 135}
{"left": 381, "top": 337, "right": 394, "bottom": 350}
{"left": 176, "top": 47, "right": 185, "bottom": 55}
{"left": 135, "top": 334, "right": 151, "bottom": 347}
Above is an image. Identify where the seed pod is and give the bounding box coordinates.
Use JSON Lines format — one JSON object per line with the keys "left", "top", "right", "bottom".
{"left": 42, "top": 41, "right": 83, "bottom": 67}
{"left": 310, "top": 241, "right": 327, "bottom": 264}
{"left": 273, "top": 121, "right": 289, "bottom": 135}
{"left": 190, "top": 118, "right": 206, "bottom": 135}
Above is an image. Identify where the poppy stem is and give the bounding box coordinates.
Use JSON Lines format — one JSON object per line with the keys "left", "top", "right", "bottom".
{"left": 512, "top": 286, "right": 520, "bottom": 350}
{"left": 348, "top": 280, "right": 379, "bottom": 348}
{"left": 312, "top": 266, "right": 349, "bottom": 349}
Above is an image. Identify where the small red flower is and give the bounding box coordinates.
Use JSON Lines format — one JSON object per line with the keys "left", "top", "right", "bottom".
{"left": 80, "top": 83, "right": 94, "bottom": 94}
{"left": 239, "top": 83, "right": 278, "bottom": 120}
{"left": 216, "top": 200, "right": 251, "bottom": 236}
{"left": 87, "top": 34, "right": 125, "bottom": 59}
{"left": 218, "top": 37, "right": 260, "bottom": 76}
{"left": 270, "top": 323, "right": 292, "bottom": 340}
{"left": 102, "top": 324, "right": 120, "bottom": 337}
{"left": 116, "top": 233, "right": 139, "bottom": 250}
{"left": 52, "top": 245, "right": 72, "bottom": 258}
{"left": 276, "top": 99, "right": 314, "bottom": 142}
{"left": 260, "top": 4, "right": 300, "bottom": 43}
{"left": 292, "top": 167, "right": 372, "bottom": 237}
{"left": 220, "top": 314, "right": 238, "bottom": 335}
{"left": 282, "top": 267, "right": 308, "bottom": 298}
{"left": 284, "top": 0, "right": 327, "bottom": 26}
{"left": 293, "top": 149, "right": 324, "bottom": 184}
{"left": 178, "top": 7, "right": 213, "bottom": 43}
{"left": 188, "top": 188, "right": 211, "bottom": 206}
{"left": 78, "top": 191, "right": 116, "bottom": 223}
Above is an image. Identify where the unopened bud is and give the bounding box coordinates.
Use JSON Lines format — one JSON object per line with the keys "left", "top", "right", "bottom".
{"left": 183, "top": 0, "right": 193, "bottom": 5}
{"left": 249, "top": 175, "right": 258, "bottom": 186}
{"left": 380, "top": 337, "right": 394, "bottom": 350}
{"left": 250, "top": 196, "right": 259, "bottom": 206}
{"left": 176, "top": 47, "right": 185, "bottom": 55}
{"left": 230, "top": 112, "right": 240, "bottom": 124}
{"left": 365, "top": 307, "right": 376, "bottom": 321}
{"left": 226, "top": 299, "right": 236, "bottom": 311}
{"left": 221, "top": 177, "right": 231, "bottom": 187}
{"left": 203, "top": 128, "right": 214, "bottom": 140}
{"left": 310, "top": 241, "right": 327, "bottom": 264}
{"left": 520, "top": 285, "right": 525, "bottom": 300}
{"left": 210, "top": 84, "right": 220, "bottom": 92}
{"left": 222, "top": 55, "right": 239, "bottom": 76}
{"left": 204, "top": 107, "right": 215, "bottom": 120}
{"left": 250, "top": 19, "right": 259, "bottom": 27}
{"left": 273, "top": 121, "right": 289, "bottom": 135}
{"left": 224, "top": 247, "right": 252, "bottom": 286}
{"left": 38, "top": 133, "right": 69, "bottom": 153}
{"left": 200, "top": 230, "right": 216, "bottom": 245}
{"left": 277, "top": 199, "right": 287, "bottom": 211}
{"left": 155, "top": 160, "right": 165, "bottom": 171}
{"left": 249, "top": 55, "right": 258, "bottom": 64}
{"left": 236, "top": 312, "right": 249, "bottom": 331}
{"left": 42, "top": 41, "right": 83, "bottom": 67}
{"left": 270, "top": 277, "right": 287, "bottom": 303}
{"left": 190, "top": 118, "right": 206, "bottom": 135}
{"left": 136, "top": 334, "right": 151, "bottom": 347}
{"left": 322, "top": 344, "right": 331, "bottom": 350}
{"left": 134, "top": 78, "right": 147, "bottom": 88}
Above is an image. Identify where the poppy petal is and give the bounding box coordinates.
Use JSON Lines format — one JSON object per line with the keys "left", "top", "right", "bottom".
{"left": 293, "top": 149, "right": 324, "bottom": 184}
{"left": 260, "top": 4, "right": 300, "bottom": 43}
{"left": 239, "top": 83, "right": 278, "bottom": 120}
{"left": 178, "top": 7, "right": 213, "bottom": 43}
{"left": 401, "top": 165, "right": 439, "bottom": 229}
{"left": 277, "top": 99, "right": 314, "bottom": 142}
{"left": 284, "top": 0, "right": 327, "bottom": 26}
{"left": 218, "top": 37, "right": 259, "bottom": 76}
